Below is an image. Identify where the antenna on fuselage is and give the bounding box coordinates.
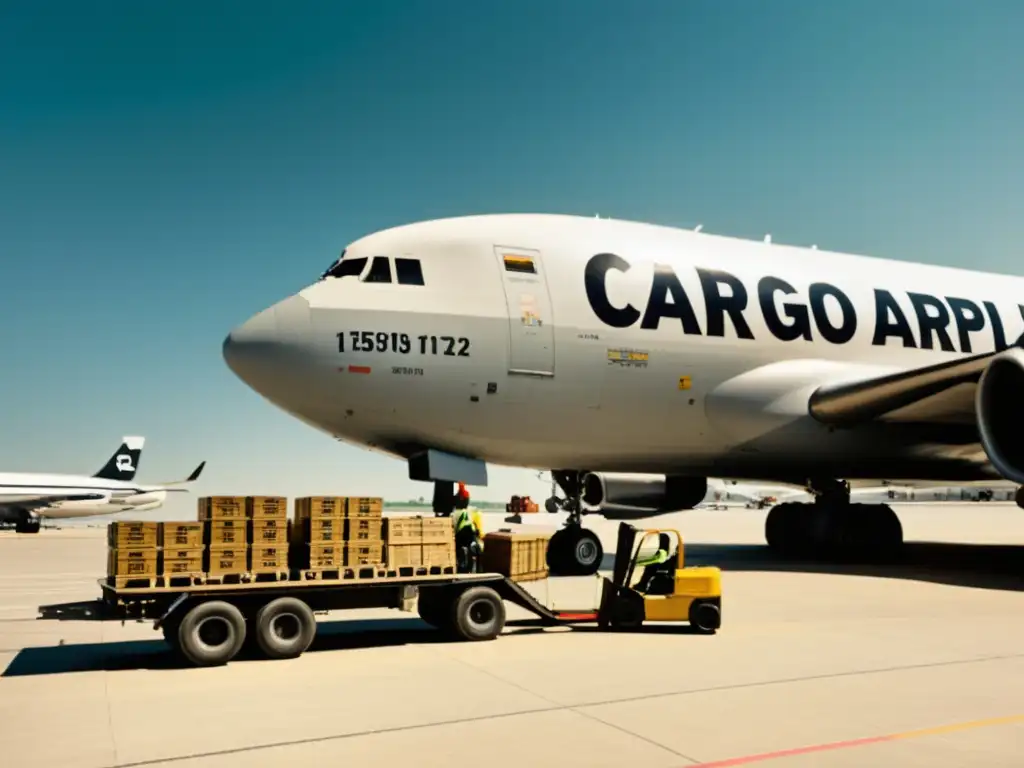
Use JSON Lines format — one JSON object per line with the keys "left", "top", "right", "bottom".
{"left": 764, "top": 233, "right": 772, "bottom": 243}
{"left": 694, "top": 224, "right": 703, "bottom": 232}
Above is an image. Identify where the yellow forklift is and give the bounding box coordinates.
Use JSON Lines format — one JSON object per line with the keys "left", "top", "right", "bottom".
{"left": 593, "top": 521, "right": 722, "bottom": 632}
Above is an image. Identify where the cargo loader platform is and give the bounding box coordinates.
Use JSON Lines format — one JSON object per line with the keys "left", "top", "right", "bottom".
{"left": 38, "top": 523, "right": 721, "bottom": 667}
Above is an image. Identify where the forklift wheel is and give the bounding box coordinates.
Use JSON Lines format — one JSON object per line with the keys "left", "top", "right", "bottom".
{"left": 690, "top": 601, "right": 721, "bottom": 634}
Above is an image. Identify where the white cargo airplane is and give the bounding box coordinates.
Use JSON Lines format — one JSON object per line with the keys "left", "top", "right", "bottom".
{"left": 222, "top": 213, "right": 1024, "bottom": 575}
{"left": 0, "top": 436, "right": 205, "bottom": 533}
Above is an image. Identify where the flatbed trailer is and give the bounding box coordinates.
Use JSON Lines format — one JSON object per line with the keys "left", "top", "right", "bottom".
{"left": 37, "top": 523, "right": 722, "bottom": 666}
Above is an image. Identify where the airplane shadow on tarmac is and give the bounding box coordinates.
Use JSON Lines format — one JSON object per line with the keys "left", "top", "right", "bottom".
{"left": 681, "top": 541, "right": 1024, "bottom": 593}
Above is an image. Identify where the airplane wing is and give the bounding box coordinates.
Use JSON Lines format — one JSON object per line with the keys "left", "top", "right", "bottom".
{"left": 809, "top": 336, "right": 1024, "bottom": 427}
{"left": 1, "top": 493, "right": 108, "bottom": 510}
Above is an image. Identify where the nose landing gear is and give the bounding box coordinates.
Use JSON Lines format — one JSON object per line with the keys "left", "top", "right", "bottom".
{"left": 545, "top": 470, "right": 604, "bottom": 577}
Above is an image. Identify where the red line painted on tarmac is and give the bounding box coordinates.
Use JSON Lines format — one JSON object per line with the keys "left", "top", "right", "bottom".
{"left": 694, "top": 713, "right": 1024, "bottom": 767}
{"left": 695, "top": 734, "right": 894, "bottom": 767}
{"left": 347, "top": 365, "right": 371, "bottom": 374}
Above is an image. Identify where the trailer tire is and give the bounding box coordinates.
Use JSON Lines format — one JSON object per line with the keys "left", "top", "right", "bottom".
{"left": 254, "top": 597, "right": 317, "bottom": 660}
{"left": 450, "top": 586, "right": 505, "bottom": 641}
{"left": 177, "top": 601, "right": 246, "bottom": 667}
{"left": 161, "top": 618, "right": 182, "bottom": 651}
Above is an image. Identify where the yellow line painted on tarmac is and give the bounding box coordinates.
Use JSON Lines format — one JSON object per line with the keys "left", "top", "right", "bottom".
{"left": 696, "top": 713, "right": 1024, "bottom": 766}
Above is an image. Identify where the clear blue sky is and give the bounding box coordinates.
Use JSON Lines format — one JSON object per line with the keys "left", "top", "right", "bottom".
{"left": 2, "top": 1, "right": 1023, "bottom": 516}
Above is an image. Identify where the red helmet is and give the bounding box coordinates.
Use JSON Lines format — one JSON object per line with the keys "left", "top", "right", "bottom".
{"left": 456, "top": 482, "right": 469, "bottom": 499}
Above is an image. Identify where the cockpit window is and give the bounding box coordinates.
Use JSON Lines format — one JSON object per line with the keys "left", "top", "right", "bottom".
{"left": 322, "top": 255, "right": 366, "bottom": 280}
{"left": 395, "top": 258, "right": 425, "bottom": 285}
{"left": 363, "top": 256, "right": 392, "bottom": 283}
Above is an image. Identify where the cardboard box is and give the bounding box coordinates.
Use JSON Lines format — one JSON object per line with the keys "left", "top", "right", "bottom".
{"left": 251, "top": 520, "right": 288, "bottom": 546}
{"left": 295, "top": 543, "right": 343, "bottom": 570}
{"left": 387, "top": 541, "right": 455, "bottom": 570}
{"left": 107, "top": 548, "right": 158, "bottom": 580}
{"left": 206, "top": 546, "right": 247, "bottom": 577}
{"left": 159, "top": 522, "right": 203, "bottom": 549}
{"left": 291, "top": 516, "right": 344, "bottom": 545}
{"left": 198, "top": 496, "right": 246, "bottom": 520}
{"left": 346, "top": 517, "right": 383, "bottom": 542}
{"left": 384, "top": 516, "right": 453, "bottom": 545}
{"left": 250, "top": 546, "right": 288, "bottom": 572}
{"left": 205, "top": 519, "right": 248, "bottom": 546}
{"left": 295, "top": 496, "right": 345, "bottom": 520}
{"left": 107, "top": 521, "right": 158, "bottom": 549}
{"left": 345, "top": 542, "right": 383, "bottom": 566}
{"left": 480, "top": 532, "right": 551, "bottom": 581}
{"left": 346, "top": 496, "right": 384, "bottom": 519}
{"left": 246, "top": 496, "right": 287, "bottom": 520}
{"left": 161, "top": 548, "right": 204, "bottom": 579}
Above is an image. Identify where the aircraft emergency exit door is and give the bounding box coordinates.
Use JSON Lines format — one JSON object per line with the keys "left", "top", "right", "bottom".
{"left": 493, "top": 246, "right": 555, "bottom": 376}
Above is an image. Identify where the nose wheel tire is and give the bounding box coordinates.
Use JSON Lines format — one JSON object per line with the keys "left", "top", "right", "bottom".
{"left": 176, "top": 600, "right": 247, "bottom": 667}
{"left": 547, "top": 526, "right": 604, "bottom": 576}
{"left": 254, "top": 597, "right": 317, "bottom": 659}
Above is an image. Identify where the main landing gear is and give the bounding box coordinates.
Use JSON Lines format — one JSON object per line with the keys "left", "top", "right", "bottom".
{"left": 13, "top": 510, "right": 41, "bottom": 534}
{"left": 764, "top": 479, "right": 903, "bottom": 561}
{"left": 545, "top": 470, "right": 604, "bottom": 577}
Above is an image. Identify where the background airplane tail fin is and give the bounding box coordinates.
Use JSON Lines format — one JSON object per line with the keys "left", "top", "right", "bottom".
{"left": 94, "top": 436, "right": 145, "bottom": 481}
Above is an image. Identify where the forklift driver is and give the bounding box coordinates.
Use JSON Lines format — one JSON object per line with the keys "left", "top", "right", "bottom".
{"left": 635, "top": 533, "right": 677, "bottom": 595}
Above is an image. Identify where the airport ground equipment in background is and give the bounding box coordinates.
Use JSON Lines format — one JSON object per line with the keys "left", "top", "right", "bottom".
{"left": 39, "top": 520, "right": 721, "bottom": 667}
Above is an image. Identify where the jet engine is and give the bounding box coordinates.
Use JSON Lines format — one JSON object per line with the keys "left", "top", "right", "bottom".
{"left": 977, "top": 347, "right": 1024, "bottom": 487}
{"left": 581, "top": 473, "right": 708, "bottom": 519}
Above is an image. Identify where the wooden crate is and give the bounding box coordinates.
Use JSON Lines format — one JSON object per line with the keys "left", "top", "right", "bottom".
{"left": 346, "top": 496, "right": 384, "bottom": 519}
{"left": 295, "top": 496, "right": 345, "bottom": 520}
{"left": 205, "top": 519, "right": 248, "bottom": 546}
{"left": 251, "top": 520, "right": 288, "bottom": 546}
{"left": 161, "top": 548, "right": 204, "bottom": 581}
{"left": 198, "top": 496, "right": 247, "bottom": 520}
{"left": 290, "top": 516, "right": 344, "bottom": 545}
{"left": 293, "top": 543, "right": 343, "bottom": 570}
{"left": 480, "top": 532, "right": 551, "bottom": 581}
{"left": 345, "top": 542, "right": 383, "bottom": 566}
{"left": 107, "top": 521, "right": 158, "bottom": 549}
{"left": 250, "top": 545, "right": 288, "bottom": 572}
{"left": 206, "top": 546, "right": 247, "bottom": 579}
{"left": 106, "top": 547, "right": 158, "bottom": 585}
{"left": 246, "top": 496, "right": 287, "bottom": 519}
{"left": 346, "top": 516, "right": 383, "bottom": 542}
{"left": 384, "top": 516, "right": 454, "bottom": 546}
{"left": 387, "top": 541, "right": 456, "bottom": 570}
{"left": 159, "top": 522, "right": 203, "bottom": 548}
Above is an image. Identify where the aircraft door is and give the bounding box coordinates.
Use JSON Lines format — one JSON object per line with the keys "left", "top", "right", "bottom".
{"left": 493, "top": 246, "right": 555, "bottom": 376}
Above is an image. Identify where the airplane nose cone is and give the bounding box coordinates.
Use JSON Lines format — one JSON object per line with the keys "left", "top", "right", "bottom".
{"left": 223, "top": 294, "right": 312, "bottom": 393}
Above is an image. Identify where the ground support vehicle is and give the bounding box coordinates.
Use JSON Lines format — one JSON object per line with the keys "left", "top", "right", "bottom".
{"left": 37, "top": 524, "right": 721, "bottom": 666}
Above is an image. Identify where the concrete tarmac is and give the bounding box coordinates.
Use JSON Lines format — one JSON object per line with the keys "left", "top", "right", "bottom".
{"left": 3, "top": 503, "right": 1024, "bottom": 767}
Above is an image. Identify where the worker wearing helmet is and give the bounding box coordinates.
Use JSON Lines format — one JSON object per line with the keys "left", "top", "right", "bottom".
{"left": 453, "top": 483, "right": 485, "bottom": 573}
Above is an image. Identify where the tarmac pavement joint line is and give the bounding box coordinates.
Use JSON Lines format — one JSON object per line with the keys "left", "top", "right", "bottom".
{"left": 693, "top": 713, "right": 1024, "bottom": 766}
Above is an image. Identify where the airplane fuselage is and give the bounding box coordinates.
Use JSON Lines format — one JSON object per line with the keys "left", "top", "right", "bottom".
{"left": 223, "top": 214, "right": 1024, "bottom": 486}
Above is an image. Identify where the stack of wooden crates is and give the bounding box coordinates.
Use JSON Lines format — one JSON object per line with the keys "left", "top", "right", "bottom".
{"left": 106, "top": 520, "right": 204, "bottom": 588}
{"left": 383, "top": 516, "right": 456, "bottom": 573}
{"left": 290, "top": 496, "right": 387, "bottom": 574}
{"left": 198, "top": 496, "right": 289, "bottom": 583}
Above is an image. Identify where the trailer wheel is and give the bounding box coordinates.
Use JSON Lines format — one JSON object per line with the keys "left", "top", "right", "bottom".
{"left": 161, "top": 618, "right": 182, "bottom": 651}
{"left": 450, "top": 586, "right": 506, "bottom": 641}
{"left": 417, "top": 588, "right": 452, "bottom": 632}
{"left": 177, "top": 600, "right": 247, "bottom": 667}
{"left": 254, "top": 597, "right": 317, "bottom": 660}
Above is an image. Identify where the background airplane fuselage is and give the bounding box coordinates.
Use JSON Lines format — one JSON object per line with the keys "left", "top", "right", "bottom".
{"left": 0, "top": 472, "right": 167, "bottom": 519}
{"left": 232, "top": 214, "right": 1024, "bottom": 485}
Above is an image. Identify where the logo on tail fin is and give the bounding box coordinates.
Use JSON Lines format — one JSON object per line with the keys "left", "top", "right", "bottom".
{"left": 94, "top": 436, "right": 145, "bottom": 481}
